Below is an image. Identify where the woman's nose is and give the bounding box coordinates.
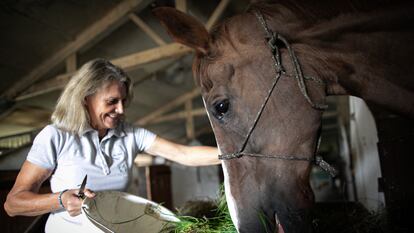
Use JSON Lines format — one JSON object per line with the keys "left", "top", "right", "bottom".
{"left": 115, "top": 102, "right": 124, "bottom": 114}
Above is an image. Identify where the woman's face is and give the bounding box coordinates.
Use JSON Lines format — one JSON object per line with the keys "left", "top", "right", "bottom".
{"left": 85, "top": 80, "right": 127, "bottom": 137}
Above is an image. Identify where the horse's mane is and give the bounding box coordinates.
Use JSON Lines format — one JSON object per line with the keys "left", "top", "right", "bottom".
{"left": 249, "top": 0, "right": 408, "bottom": 23}
{"left": 193, "top": 0, "right": 414, "bottom": 91}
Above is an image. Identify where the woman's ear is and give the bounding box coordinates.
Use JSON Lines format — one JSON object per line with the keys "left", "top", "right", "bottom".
{"left": 153, "top": 7, "right": 210, "bottom": 55}
{"left": 83, "top": 97, "right": 89, "bottom": 106}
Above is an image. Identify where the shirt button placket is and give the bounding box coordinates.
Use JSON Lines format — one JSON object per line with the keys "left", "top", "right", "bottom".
{"left": 98, "top": 137, "right": 110, "bottom": 175}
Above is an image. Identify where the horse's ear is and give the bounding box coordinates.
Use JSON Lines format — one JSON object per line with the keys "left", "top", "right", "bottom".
{"left": 153, "top": 7, "right": 209, "bottom": 55}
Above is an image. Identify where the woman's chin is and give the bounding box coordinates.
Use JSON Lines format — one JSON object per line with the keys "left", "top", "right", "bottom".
{"left": 104, "top": 119, "right": 119, "bottom": 129}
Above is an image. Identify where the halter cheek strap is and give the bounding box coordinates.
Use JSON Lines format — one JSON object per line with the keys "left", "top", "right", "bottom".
{"left": 218, "top": 10, "right": 337, "bottom": 178}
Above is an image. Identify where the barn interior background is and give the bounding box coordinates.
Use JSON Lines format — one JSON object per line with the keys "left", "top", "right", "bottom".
{"left": 0, "top": 0, "right": 409, "bottom": 232}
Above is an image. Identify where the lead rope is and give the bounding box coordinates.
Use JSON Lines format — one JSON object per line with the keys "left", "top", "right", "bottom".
{"left": 218, "top": 10, "right": 337, "bottom": 177}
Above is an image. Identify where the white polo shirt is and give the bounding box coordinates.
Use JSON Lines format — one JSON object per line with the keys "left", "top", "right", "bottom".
{"left": 26, "top": 122, "right": 156, "bottom": 233}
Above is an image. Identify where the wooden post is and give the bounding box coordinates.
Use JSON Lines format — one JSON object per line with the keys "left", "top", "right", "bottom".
{"left": 185, "top": 99, "right": 195, "bottom": 140}
{"left": 145, "top": 165, "right": 173, "bottom": 209}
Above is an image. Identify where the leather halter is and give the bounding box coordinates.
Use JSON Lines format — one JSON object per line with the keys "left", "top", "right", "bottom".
{"left": 218, "top": 10, "right": 337, "bottom": 177}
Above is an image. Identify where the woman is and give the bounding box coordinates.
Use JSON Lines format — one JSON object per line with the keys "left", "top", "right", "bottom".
{"left": 4, "top": 58, "right": 219, "bottom": 232}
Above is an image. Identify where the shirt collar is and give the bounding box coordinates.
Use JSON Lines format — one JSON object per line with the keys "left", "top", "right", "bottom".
{"left": 107, "top": 123, "right": 126, "bottom": 138}
{"left": 81, "top": 125, "right": 94, "bottom": 135}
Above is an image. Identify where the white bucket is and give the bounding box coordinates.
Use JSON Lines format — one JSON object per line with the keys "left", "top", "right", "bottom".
{"left": 80, "top": 191, "right": 180, "bottom": 233}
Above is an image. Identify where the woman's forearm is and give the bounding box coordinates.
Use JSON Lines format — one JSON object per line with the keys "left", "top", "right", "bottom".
{"left": 146, "top": 137, "right": 220, "bottom": 166}
{"left": 4, "top": 191, "right": 61, "bottom": 217}
{"left": 179, "top": 145, "right": 220, "bottom": 166}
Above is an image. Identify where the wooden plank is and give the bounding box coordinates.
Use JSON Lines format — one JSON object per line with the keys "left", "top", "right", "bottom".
{"left": 111, "top": 42, "right": 192, "bottom": 71}
{"left": 14, "top": 0, "right": 229, "bottom": 101}
{"left": 15, "top": 73, "right": 73, "bottom": 101}
{"left": 135, "top": 88, "right": 200, "bottom": 125}
{"left": 185, "top": 100, "right": 195, "bottom": 140}
{"left": 4, "top": 0, "right": 151, "bottom": 99}
{"left": 2, "top": 107, "right": 51, "bottom": 128}
{"left": 16, "top": 43, "right": 192, "bottom": 101}
{"left": 147, "top": 108, "right": 206, "bottom": 125}
{"left": 206, "top": 0, "right": 231, "bottom": 30}
{"left": 175, "top": 0, "right": 187, "bottom": 12}
{"left": 129, "top": 13, "right": 166, "bottom": 46}
{"left": 65, "top": 54, "right": 77, "bottom": 72}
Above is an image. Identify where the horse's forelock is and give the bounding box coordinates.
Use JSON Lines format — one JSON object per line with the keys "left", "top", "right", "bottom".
{"left": 192, "top": 55, "right": 213, "bottom": 93}
{"left": 192, "top": 18, "right": 240, "bottom": 93}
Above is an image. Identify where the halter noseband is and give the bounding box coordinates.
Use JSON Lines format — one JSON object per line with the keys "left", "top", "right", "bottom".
{"left": 218, "top": 10, "right": 337, "bottom": 177}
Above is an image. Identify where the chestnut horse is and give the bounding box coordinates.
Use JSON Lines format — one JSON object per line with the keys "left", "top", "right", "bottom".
{"left": 154, "top": 1, "right": 414, "bottom": 232}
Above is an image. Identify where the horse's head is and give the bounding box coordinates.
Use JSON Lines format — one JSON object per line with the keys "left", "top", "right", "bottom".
{"left": 154, "top": 5, "right": 329, "bottom": 233}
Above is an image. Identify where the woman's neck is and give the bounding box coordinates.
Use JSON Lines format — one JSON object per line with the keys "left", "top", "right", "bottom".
{"left": 98, "top": 129, "right": 107, "bottom": 140}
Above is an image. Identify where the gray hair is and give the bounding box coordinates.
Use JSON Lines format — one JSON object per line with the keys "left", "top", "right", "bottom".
{"left": 51, "top": 58, "right": 133, "bottom": 135}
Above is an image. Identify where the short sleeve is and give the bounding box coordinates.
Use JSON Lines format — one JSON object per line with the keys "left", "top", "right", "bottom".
{"left": 134, "top": 127, "right": 156, "bottom": 152}
{"left": 27, "top": 125, "right": 61, "bottom": 170}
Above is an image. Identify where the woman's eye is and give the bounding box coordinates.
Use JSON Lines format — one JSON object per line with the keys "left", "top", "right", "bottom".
{"left": 107, "top": 99, "right": 118, "bottom": 105}
{"left": 213, "top": 99, "right": 229, "bottom": 120}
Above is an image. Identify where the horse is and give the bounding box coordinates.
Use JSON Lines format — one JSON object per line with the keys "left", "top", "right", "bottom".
{"left": 154, "top": 1, "right": 414, "bottom": 232}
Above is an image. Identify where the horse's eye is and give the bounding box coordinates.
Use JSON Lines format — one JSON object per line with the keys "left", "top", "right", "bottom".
{"left": 213, "top": 99, "right": 230, "bottom": 120}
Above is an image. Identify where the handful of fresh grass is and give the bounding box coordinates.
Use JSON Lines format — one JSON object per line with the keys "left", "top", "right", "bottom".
{"left": 166, "top": 187, "right": 236, "bottom": 233}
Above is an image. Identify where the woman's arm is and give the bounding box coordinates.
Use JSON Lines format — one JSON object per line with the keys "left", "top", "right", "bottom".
{"left": 4, "top": 161, "right": 94, "bottom": 217}
{"left": 145, "top": 137, "right": 220, "bottom": 166}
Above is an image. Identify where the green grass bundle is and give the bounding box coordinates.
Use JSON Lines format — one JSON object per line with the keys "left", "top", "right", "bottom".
{"left": 166, "top": 188, "right": 236, "bottom": 233}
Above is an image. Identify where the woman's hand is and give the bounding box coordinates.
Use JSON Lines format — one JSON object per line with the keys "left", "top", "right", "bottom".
{"left": 61, "top": 188, "right": 96, "bottom": 216}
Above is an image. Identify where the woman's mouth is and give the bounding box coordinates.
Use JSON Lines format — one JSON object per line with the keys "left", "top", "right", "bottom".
{"left": 108, "top": 113, "right": 119, "bottom": 119}
{"left": 105, "top": 113, "right": 121, "bottom": 124}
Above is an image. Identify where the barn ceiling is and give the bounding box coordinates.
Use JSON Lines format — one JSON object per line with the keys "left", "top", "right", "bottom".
{"left": 0, "top": 0, "right": 342, "bottom": 149}
{"left": 0, "top": 0, "right": 252, "bottom": 143}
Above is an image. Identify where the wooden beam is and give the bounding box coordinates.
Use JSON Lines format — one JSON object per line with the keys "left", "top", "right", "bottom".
{"left": 206, "top": 0, "right": 231, "bottom": 30}
{"left": 15, "top": 43, "right": 192, "bottom": 101}
{"left": 111, "top": 43, "right": 192, "bottom": 71}
{"left": 195, "top": 124, "right": 213, "bottom": 138}
{"left": 176, "top": 123, "right": 213, "bottom": 144}
{"left": 66, "top": 54, "right": 77, "bottom": 72}
{"left": 14, "top": 0, "right": 229, "bottom": 101}
{"left": 4, "top": 0, "right": 151, "bottom": 99}
{"left": 147, "top": 108, "right": 206, "bottom": 125}
{"left": 175, "top": 0, "right": 187, "bottom": 12}
{"left": 185, "top": 100, "right": 195, "bottom": 140}
{"left": 2, "top": 106, "right": 52, "bottom": 128}
{"left": 15, "top": 73, "right": 73, "bottom": 101}
{"left": 135, "top": 88, "right": 200, "bottom": 125}
{"left": 128, "top": 13, "right": 166, "bottom": 46}
{"left": 134, "top": 154, "right": 153, "bottom": 167}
